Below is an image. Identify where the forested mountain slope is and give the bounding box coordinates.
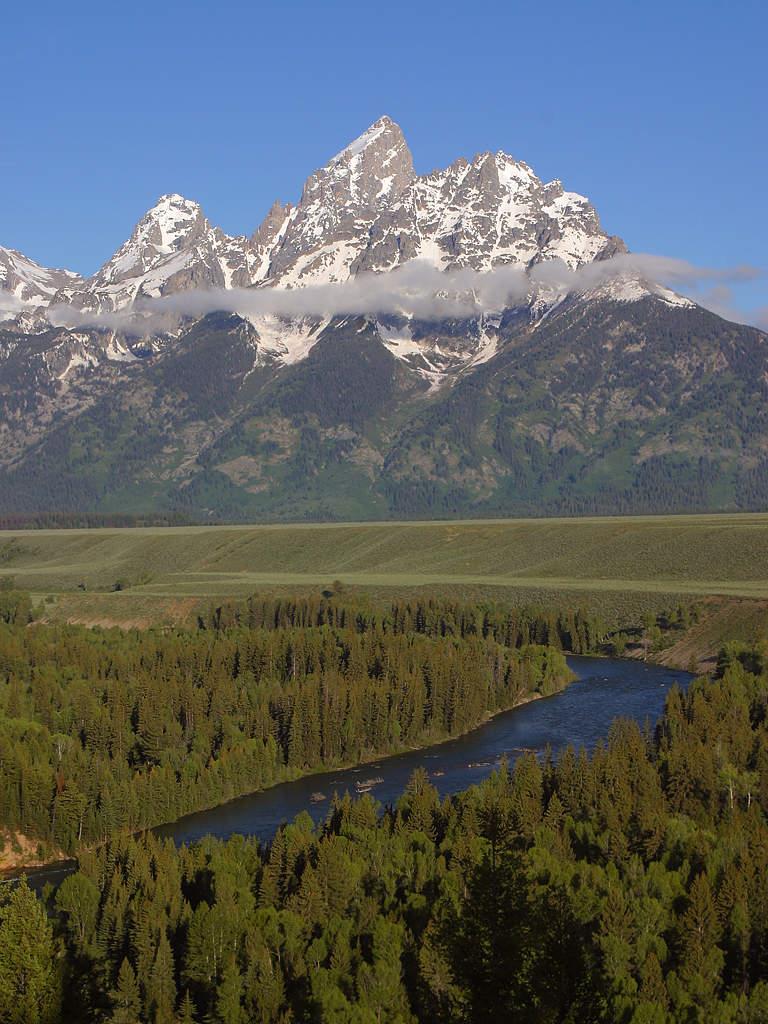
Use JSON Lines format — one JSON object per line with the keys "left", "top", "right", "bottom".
{"left": 1, "top": 298, "right": 766, "bottom": 520}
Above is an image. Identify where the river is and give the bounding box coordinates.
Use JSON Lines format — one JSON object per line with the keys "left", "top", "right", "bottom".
{"left": 17, "top": 655, "right": 690, "bottom": 889}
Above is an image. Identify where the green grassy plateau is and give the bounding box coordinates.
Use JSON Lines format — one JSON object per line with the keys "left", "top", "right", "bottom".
{"left": 2, "top": 513, "right": 768, "bottom": 628}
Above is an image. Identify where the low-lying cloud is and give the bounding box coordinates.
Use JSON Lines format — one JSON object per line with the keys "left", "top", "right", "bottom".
{"left": 42, "top": 253, "right": 768, "bottom": 335}
{"left": 687, "top": 284, "right": 768, "bottom": 331}
{"left": 0, "top": 292, "right": 29, "bottom": 321}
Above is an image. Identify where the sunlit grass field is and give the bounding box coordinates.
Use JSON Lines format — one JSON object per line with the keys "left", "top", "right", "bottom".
{"left": 2, "top": 513, "right": 768, "bottom": 626}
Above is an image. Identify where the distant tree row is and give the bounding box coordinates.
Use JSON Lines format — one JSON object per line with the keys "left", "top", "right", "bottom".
{"left": 0, "top": 512, "right": 192, "bottom": 530}
{"left": 202, "top": 594, "right": 607, "bottom": 656}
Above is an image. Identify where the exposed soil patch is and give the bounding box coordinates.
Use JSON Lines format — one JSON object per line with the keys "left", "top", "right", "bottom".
{"left": 0, "top": 830, "right": 65, "bottom": 873}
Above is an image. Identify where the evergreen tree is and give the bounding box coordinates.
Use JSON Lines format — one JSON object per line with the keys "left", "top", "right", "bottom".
{"left": 109, "top": 958, "right": 142, "bottom": 1024}
{"left": 0, "top": 878, "right": 62, "bottom": 1024}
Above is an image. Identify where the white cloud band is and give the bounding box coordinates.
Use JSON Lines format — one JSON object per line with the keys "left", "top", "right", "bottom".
{"left": 35, "top": 253, "right": 767, "bottom": 335}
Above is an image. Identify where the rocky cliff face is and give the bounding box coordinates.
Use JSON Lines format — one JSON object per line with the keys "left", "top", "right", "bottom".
{"left": 355, "top": 151, "right": 623, "bottom": 275}
{"left": 263, "top": 116, "right": 416, "bottom": 286}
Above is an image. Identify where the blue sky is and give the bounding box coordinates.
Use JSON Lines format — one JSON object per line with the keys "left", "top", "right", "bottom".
{"left": 2, "top": 0, "right": 765, "bottom": 321}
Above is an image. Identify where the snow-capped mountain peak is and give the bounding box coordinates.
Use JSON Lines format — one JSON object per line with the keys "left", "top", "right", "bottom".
{"left": 262, "top": 116, "right": 416, "bottom": 287}
{"left": 354, "top": 146, "right": 622, "bottom": 277}
{"left": 0, "top": 246, "right": 82, "bottom": 319}
{"left": 329, "top": 115, "right": 403, "bottom": 163}
{"left": 0, "top": 117, "right": 699, "bottom": 383}
{"left": 90, "top": 194, "right": 209, "bottom": 287}
{"left": 56, "top": 194, "right": 259, "bottom": 315}
{"left": 1, "top": 119, "right": 633, "bottom": 325}
{"left": 126, "top": 193, "right": 205, "bottom": 257}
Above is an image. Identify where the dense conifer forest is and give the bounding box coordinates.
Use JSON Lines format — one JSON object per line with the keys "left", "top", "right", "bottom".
{"left": 0, "top": 593, "right": 576, "bottom": 856}
{"left": 2, "top": 590, "right": 766, "bottom": 1022}
{"left": 2, "top": 648, "right": 767, "bottom": 1021}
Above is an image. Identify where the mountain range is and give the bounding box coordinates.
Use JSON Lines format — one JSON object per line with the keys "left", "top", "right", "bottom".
{"left": 1, "top": 116, "right": 766, "bottom": 522}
